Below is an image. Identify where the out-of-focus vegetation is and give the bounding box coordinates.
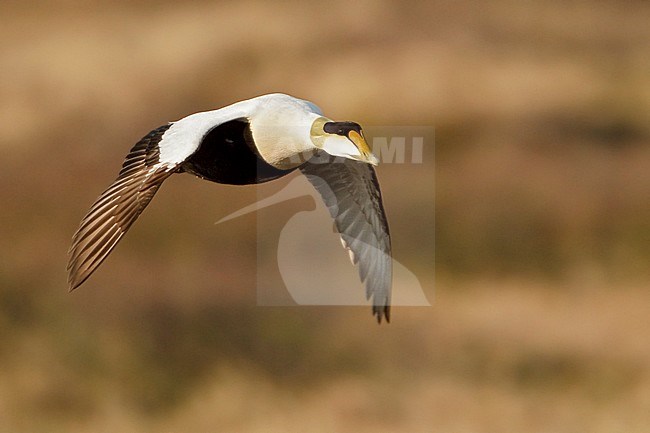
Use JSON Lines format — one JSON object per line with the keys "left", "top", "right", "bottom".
{"left": 1, "top": 1, "right": 649, "bottom": 432}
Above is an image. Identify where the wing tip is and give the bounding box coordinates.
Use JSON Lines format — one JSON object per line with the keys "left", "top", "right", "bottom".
{"left": 67, "top": 274, "right": 83, "bottom": 292}
{"left": 373, "top": 304, "right": 391, "bottom": 324}
{"left": 66, "top": 261, "right": 88, "bottom": 293}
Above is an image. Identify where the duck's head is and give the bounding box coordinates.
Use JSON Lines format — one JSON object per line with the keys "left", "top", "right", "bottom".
{"left": 310, "top": 117, "right": 379, "bottom": 166}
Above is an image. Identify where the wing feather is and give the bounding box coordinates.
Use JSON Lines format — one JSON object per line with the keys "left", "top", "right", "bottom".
{"left": 300, "top": 153, "right": 392, "bottom": 323}
{"left": 67, "top": 124, "right": 175, "bottom": 291}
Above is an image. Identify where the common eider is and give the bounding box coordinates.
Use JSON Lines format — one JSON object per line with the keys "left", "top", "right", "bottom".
{"left": 67, "top": 93, "right": 392, "bottom": 322}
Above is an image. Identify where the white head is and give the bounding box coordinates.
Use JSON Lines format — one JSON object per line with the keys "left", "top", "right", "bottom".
{"left": 246, "top": 94, "right": 379, "bottom": 169}
{"left": 310, "top": 117, "right": 379, "bottom": 166}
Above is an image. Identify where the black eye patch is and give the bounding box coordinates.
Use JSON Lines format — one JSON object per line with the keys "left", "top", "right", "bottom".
{"left": 323, "top": 121, "right": 362, "bottom": 136}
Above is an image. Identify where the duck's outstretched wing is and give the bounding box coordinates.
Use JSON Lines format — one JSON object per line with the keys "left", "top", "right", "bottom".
{"left": 67, "top": 102, "right": 258, "bottom": 291}
{"left": 67, "top": 124, "right": 177, "bottom": 291}
{"left": 300, "top": 153, "right": 392, "bottom": 323}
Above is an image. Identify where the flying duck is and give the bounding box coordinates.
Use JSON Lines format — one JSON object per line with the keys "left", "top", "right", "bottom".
{"left": 67, "top": 93, "right": 392, "bottom": 322}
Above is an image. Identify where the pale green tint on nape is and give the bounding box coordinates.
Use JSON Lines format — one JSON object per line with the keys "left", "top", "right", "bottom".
{"left": 309, "top": 116, "right": 332, "bottom": 148}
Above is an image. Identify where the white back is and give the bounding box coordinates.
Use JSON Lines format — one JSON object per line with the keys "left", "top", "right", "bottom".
{"left": 157, "top": 93, "right": 324, "bottom": 169}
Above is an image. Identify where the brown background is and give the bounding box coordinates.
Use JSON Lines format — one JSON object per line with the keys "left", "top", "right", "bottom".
{"left": 1, "top": 1, "right": 649, "bottom": 431}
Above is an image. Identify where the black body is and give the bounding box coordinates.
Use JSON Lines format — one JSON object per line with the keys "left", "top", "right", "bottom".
{"left": 181, "top": 119, "right": 295, "bottom": 185}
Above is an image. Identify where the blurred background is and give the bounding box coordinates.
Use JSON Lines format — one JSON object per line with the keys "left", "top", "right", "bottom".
{"left": 1, "top": 0, "right": 649, "bottom": 431}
